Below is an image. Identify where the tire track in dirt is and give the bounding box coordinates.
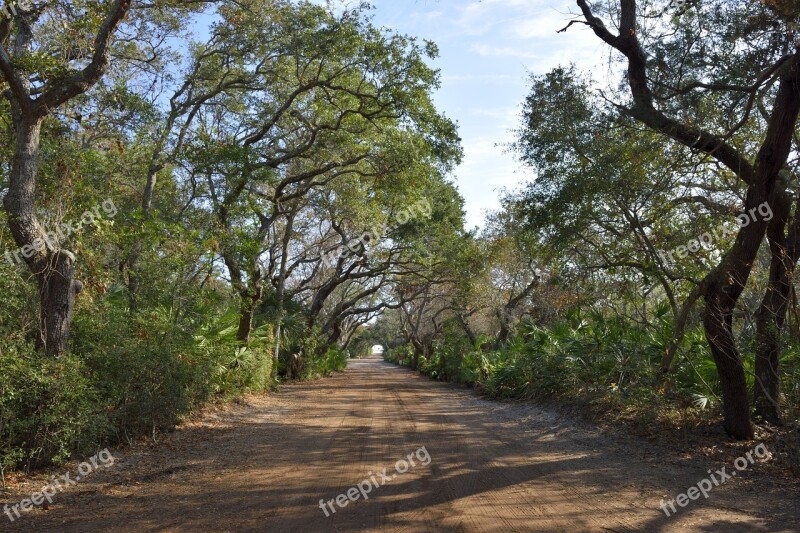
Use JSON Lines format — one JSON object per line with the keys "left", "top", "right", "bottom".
{"left": 401, "top": 380, "right": 633, "bottom": 532}
{"left": 391, "top": 364, "right": 573, "bottom": 532}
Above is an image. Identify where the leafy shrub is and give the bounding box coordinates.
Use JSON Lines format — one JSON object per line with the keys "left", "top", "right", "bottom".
{"left": 389, "top": 306, "right": 774, "bottom": 427}
{"left": 0, "top": 340, "right": 108, "bottom": 471}
{"left": 303, "top": 346, "right": 349, "bottom": 378}
{"left": 0, "top": 289, "right": 278, "bottom": 472}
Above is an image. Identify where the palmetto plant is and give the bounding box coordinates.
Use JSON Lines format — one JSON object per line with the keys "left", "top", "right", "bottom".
{"left": 194, "top": 309, "right": 273, "bottom": 393}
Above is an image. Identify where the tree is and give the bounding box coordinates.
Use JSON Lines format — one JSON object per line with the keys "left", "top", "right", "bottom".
{"left": 173, "top": 1, "right": 460, "bottom": 352}
{"left": 567, "top": 0, "right": 800, "bottom": 439}
{"left": 482, "top": 206, "right": 544, "bottom": 345}
{"left": 0, "top": 0, "right": 131, "bottom": 355}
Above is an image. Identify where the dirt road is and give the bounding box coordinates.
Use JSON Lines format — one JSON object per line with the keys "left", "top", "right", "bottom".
{"left": 4, "top": 356, "right": 798, "bottom": 532}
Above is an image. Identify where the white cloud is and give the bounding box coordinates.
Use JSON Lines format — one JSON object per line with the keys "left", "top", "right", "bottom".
{"left": 453, "top": 0, "right": 540, "bottom": 36}
{"left": 408, "top": 9, "right": 445, "bottom": 24}
{"left": 455, "top": 133, "right": 522, "bottom": 225}
{"left": 469, "top": 44, "right": 540, "bottom": 59}
{"left": 441, "top": 73, "right": 519, "bottom": 82}
{"left": 469, "top": 106, "right": 520, "bottom": 124}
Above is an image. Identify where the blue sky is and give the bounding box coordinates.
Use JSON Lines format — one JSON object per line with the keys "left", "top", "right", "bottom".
{"left": 361, "top": 0, "right": 606, "bottom": 229}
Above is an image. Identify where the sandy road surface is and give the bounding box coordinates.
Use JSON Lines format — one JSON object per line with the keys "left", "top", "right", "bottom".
{"left": 4, "top": 356, "right": 798, "bottom": 532}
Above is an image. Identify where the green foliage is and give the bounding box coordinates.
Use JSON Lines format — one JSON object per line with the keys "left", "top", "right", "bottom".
{"left": 386, "top": 309, "right": 778, "bottom": 427}
{"left": 301, "top": 346, "right": 349, "bottom": 380}
{"left": 193, "top": 309, "right": 275, "bottom": 396}
{"left": 0, "top": 276, "right": 278, "bottom": 471}
{"left": 384, "top": 345, "right": 414, "bottom": 366}
{"left": 0, "top": 340, "right": 106, "bottom": 470}
{"left": 71, "top": 300, "right": 277, "bottom": 442}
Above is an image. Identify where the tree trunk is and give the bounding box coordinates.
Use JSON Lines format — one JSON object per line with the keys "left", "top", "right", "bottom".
{"left": 698, "top": 145, "right": 794, "bottom": 440}
{"left": 703, "top": 293, "right": 754, "bottom": 439}
{"left": 127, "top": 163, "right": 159, "bottom": 312}
{"left": 754, "top": 266, "right": 789, "bottom": 425}
{"left": 753, "top": 190, "right": 799, "bottom": 424}
{"left": 273, "top": 210, "right": 296, "bottom": 373}
{"left": 4, "top": 116, "right": 83, "bottom": 356}
{"left": 497, "top": 310, "right": 511, "bottom": 346}
{"left": 497, "top": 277, "right": 538, "bottom": 345}
{"left": 659, "top": 285, "right": 702, "bottom": 379}
{"left": 234, "top": 264, "right": 263, "bottom": 344}
{"left": 237, "top": 301, "right": 257, "bottom": 343}
{"left": 701, "top": 134, "right": 798, "bottom": 441}
{"left": 38, "top": 251, "right": 84, "bottom": 356}
{"left": 459, "top": 314, "right": 477, "bottom": 346}
{"left": 327, "top": 320, "right": 343, "bottom": 346}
